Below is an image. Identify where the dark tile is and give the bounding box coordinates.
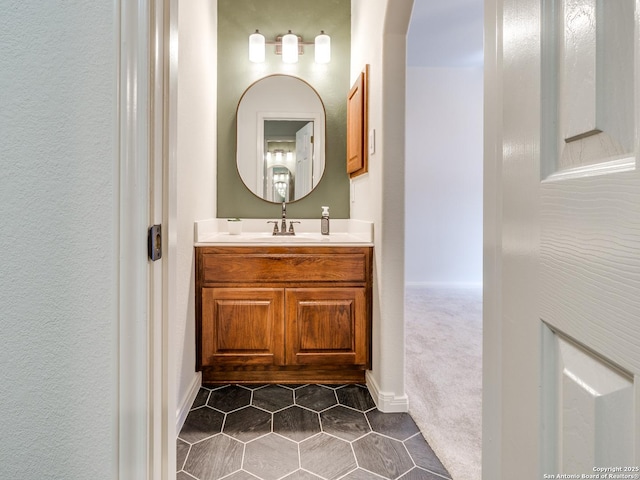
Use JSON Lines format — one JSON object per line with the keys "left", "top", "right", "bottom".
{"left": 320, "top": 405, "right": 370, "bottom": 441}
{"left": 208, "top": 385, "right": 252, "bottom": 412}
{"left": 404, "top": 434, "right": 450, "bottom": 478}
{"left": 240, "top": 384, "right": 268, "bottom": 390}
{"left": 341, "top": 469, "right": 386, "bottom": 479}
{"left": 280, "top": 384, "right": 307, "bottom": 389}
{"left": 191, "top": 387, "right": 211, "bottom": 409}
{"left": 282, "top": 470, "right": 324, "bottom": 479}
{"left": 300, "top": 433, "right": 357, "bottom": 479}
{"left": 176, "top": 438, "right": 190, "bottom": 471}
{"left": 179, "top": 384, "right": 442, "bottom": 480}
{"left": 177, "top": 472, "right": 197, "bottom": 480}
{"left": 336, "top": 384, "right": 376, "bottom": 411}
{"left": 252, "top": 384, "right": 294, "bottom": 412}
{"left": 366, "top": 410, "right": 420, "bottom": 441}
{"left": 223, "top": 471, "right": 261, "bottom": 480}
{"left": 399, "top": 467, "right": 450, "bottom": 480}
{"left": 223, "top": 406, "right": 272, "bottom": 442}
{"left": 352, "top": 433, "right": 414, "bottom": 479}
{"left": 244, "top": 433, "right": 299, "bottom": 480}
{"left": 295, "top": 384, "right": 338, "bottom": 411}
{"left": 179, "top": 407, "right": 224, "bottom": 443}
{"left": 274, "top": 405, "right": 321, "bottom": 441}
{"left": 183, "top": 434, "right": 243, "bottom": 480}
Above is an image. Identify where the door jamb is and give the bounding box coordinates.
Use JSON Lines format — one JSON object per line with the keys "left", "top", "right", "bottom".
{"left": 118, "top": 0, "right": 152, "bottom": 477}
{"left": 482, "top": 0, "right": 504, "bottom": 478}
{"left": 118, "top": 0, "right": 178, "bottom": 478}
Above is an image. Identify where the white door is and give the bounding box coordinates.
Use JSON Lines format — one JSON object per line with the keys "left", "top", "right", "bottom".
{"left": 484, "top": 0, "right": 640, "bottom": 478}
{"left": 295, "top": 121, "right": 314, "bottom": 197}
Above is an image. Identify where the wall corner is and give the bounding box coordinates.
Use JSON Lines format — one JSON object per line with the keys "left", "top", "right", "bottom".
{"left": 366, "top": 370, "right": 410, "bottom": 413}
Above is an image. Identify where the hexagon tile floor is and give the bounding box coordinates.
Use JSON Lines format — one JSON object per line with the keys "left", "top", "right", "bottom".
{"left": 177, "top": 383, "right": 451, "bottom": 480}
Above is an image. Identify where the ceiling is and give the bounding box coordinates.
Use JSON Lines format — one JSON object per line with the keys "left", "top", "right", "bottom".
{"left": 407, "top": 0, "right": 484, "bottom": 68}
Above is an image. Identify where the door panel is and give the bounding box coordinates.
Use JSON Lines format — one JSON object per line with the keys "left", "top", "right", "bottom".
{"left": 542, "top": 326, "right": 634, "bottom": 474}
{"left": 285, "top": 287, "right": 368, "bottom": 366}
{"left": 487, "top": 0, "right": 640, "bottom": 477}
{"left": 540, "top": 5, "right": 640, "bottom": 468}
{"left": 543, "top": 0, "right": 635, "bottom": 175}
{"left": 201, "top": 287, "right": 285, "bottom": 366}
{"left": 540, "top": 0, "right": 640, "bottom": 473}
{"left": 294, "top": 121, "right": 314, "bottom": 197}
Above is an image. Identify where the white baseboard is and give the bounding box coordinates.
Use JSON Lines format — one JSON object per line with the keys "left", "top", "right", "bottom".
{"left": 365, "top": 371, "right": 409, "bottom": 413}
{"left": 405, "top": 281, "right": 482, "bottom": 289}
{"left": 176, "top": 372, "right": 202, "bottom": 433}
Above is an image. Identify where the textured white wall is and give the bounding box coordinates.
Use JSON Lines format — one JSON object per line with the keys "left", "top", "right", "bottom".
{"left": 405, "top": 67, "right": 483, "bottom": 286}
{"left": 176, "top": 0, "right": 217, "bottom": 409}
{"left": 351, "top": 0, "right": 412, "bottom": 410}
{"left": 0, "top": 2, "right": 118, "bottom": 478}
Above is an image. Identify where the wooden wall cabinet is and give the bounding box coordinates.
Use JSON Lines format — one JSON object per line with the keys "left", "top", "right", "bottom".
{"left": 347, "top": 64, "right": 369, "bottom": 178}
{"left": 195, "top": 246, "right": 373, "bottom": 384}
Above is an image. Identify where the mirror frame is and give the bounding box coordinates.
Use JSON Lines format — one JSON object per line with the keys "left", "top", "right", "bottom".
{"left": 236, "top": 74, "right": 326, "bottom": 203}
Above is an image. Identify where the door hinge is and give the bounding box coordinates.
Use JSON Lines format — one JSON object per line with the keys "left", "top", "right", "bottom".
{"left": 148, "top": 224, "right": 162, "bottom": 261}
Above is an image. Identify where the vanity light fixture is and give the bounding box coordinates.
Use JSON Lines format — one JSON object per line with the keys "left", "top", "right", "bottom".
{"left": 314, "top": 31, "right": 331, "bottom": 64}
{"left": 267, "top": 149, "right": 294, "bottom": 165}
{"left": 248, "top": 29, "right": 331, "bottom": 64}
{"left": 249, "top": 30, "right": 265, "bottom": 63}
{"left": 281, "top": 31, "right": 298, "bottom": 63}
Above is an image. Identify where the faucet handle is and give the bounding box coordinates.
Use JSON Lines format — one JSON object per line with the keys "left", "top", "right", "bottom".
{"left": 267, "top": 220, "right": 279, "bottom": 235}
{"left": 288, "top": 221, "right": 300, "bottom": 234}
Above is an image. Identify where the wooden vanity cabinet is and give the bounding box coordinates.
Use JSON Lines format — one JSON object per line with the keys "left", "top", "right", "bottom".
{"left": 195, "top": 246, "right": 372, "bottom": 384}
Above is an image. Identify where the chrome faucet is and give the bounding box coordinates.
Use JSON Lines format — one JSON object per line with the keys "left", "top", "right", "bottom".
{"left": 267, "top": 202, "right": 298, "bottom": 235}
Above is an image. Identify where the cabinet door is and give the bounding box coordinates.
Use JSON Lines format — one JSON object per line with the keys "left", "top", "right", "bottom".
{"left": 201, "top": 288, "right": 284, "bottom": 366}
{"left": 286, "top": 288, "right": 369, "bottom": 367}
{"left": 346, "top": 65, "right": 368, "bottom": 178}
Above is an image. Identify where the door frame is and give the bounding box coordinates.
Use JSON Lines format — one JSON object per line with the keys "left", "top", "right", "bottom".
{"left": 483, "top": 0, "right": 504, "bottom": 477}
{"left": 118, "top": 0, "right": 178, "bottom": 478}
{"left": 118, "top": 0, "right": 152, "bottom": 477}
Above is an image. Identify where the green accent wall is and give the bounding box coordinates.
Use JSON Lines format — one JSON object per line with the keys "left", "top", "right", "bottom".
{"left": 217, "top": 0, "right": 351, "bottom": 219}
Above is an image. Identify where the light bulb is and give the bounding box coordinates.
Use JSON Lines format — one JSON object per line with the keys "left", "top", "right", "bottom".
{"left": 282, "top": 31, "right": 298, "bottom": 64}
{"left": 315, "top": 31, "right": 330, "bottom": 64}
{"left": 249, "top": 29, "right": 265, "bottom": 63}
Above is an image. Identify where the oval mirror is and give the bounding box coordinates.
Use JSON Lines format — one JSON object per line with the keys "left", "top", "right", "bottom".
{"left": 236, "top": 75, "right": 326, "bottom": 203}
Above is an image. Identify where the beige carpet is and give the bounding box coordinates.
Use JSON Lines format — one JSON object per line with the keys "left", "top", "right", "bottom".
{"left": 405, "top": 285, "right": 482, "bottom": 480}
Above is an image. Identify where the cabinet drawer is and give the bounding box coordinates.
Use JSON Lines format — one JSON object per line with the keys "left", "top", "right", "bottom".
{"left": 201, "top": 250, "right": 369, "bottom": 284}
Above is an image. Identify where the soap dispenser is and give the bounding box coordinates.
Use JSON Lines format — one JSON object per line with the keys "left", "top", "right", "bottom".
{"left": 321, "top": 206, "right": 330, "bottom": 235}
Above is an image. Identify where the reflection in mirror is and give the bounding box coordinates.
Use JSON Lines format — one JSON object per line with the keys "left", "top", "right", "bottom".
{"left": 263, "top": 120, "right": 315, "bottom": 202}
{"left": 267, "top": 165, "right": 292, "bottom": 202}
{"left": 237, "top": 75, "right": 325, "bottom": 203}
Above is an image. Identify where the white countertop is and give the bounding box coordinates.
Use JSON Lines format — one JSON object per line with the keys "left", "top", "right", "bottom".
{"left": 194, "top": 218, "right": 374, "bottom": 247}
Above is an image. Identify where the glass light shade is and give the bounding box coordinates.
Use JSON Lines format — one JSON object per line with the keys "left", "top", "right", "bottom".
{"left": 249, "top": 30, "right": 265, "bottom": 63}
{"left": 282, "top": 31, "right": 298, "bottom": 64}
{"left": 314, "top": 31, "right": 331, "bottom": 64}
{"left": 286, "top": 152, "right": 293, "bottom": 162}
{"left": 275, "top": 151, "right": 283, "bottom": 163}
